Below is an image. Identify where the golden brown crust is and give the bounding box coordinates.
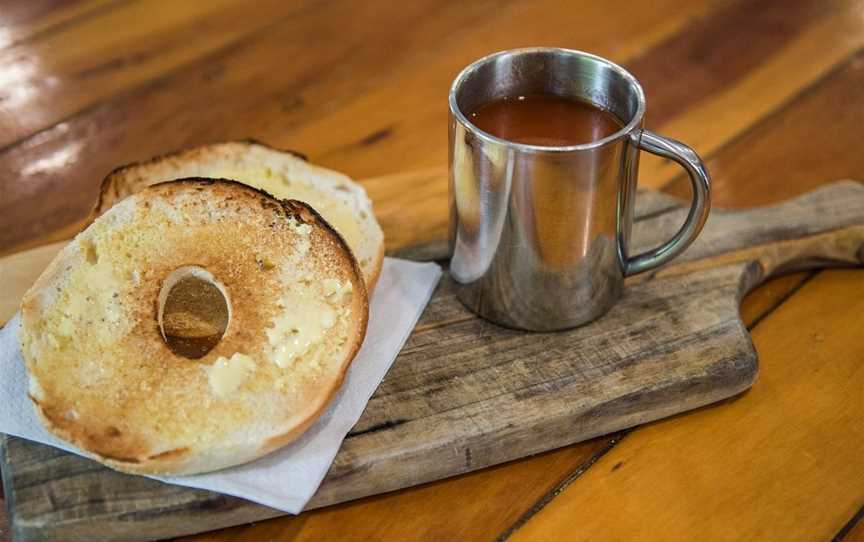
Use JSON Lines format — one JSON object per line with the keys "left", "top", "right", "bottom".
{"left": 93, "top": 141, "right": 308, "bottom": 217}
{"left": 21, "top": 179, "right": 368, "bottom": 475}
{"left": 91, "top": 141, "right": 384, "bottom": 292}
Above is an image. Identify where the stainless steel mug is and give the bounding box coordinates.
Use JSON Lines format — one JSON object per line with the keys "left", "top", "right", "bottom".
{"left": 449, "top": 48, "right": 711, "bottom": 330}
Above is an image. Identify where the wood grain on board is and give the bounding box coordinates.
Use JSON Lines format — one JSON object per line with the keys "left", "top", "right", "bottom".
{"left": 0, "top": 0, "right": 862, "bottom": 540}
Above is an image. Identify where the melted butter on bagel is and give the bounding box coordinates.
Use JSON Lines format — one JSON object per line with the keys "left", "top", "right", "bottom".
{"left": 267, "top": 290, "right": 336, "bottom": 369}
{"left": 20, "top": 179, "right": 368, "bottom": 475}
{"left": 207, "top": 353, "right": 256, "bottom": 398}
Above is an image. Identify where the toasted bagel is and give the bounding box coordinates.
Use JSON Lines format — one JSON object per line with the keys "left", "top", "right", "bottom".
{"left": 20, "top": 179, "right": 368, "bottom": 475}
{"left": 96, "top": 140, "right": 385, "bottom": 290}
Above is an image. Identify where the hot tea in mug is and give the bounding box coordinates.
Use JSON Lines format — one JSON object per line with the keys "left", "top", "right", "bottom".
{"left": 468, "top": 94, "right": 624, "bottom": 147}
{"left": 449, "top": 48, "right": 711, "bottom": 331}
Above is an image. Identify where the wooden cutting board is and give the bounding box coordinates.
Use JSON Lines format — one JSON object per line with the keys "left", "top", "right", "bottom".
{"left": 2, "top": 180, "right": 863, "bottom": 542}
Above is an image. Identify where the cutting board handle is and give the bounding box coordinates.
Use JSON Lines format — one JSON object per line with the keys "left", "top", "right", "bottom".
{"left": 635, "top": 180, "right": 864, "bottom": 290}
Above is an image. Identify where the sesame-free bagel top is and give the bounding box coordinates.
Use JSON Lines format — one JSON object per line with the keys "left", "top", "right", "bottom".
{"left": 96, "top": 140, "right": 385, "bottom": 291}
{"left": 19, "top": 179, "right": 368, "bottom": 475}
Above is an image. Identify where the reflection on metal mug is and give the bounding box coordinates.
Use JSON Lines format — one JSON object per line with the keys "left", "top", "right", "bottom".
{"left": 449, "top": 48, "right": 711, "bottom": 331}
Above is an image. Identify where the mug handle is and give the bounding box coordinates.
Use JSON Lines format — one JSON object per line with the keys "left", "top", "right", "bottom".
{"left": 624, "top": 129, "right": 712, "bottom": 276}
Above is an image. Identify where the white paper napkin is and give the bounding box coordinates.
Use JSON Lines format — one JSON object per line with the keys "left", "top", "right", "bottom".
{"left": 0, "top": 257, "right": 441, "bottom": 513}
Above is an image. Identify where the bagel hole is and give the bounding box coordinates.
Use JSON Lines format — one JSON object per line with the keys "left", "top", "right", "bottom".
{"left": 158, "top": 268, "right": 230, "bottom": 359}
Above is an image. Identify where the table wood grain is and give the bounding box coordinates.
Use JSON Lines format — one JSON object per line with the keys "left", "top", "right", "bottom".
{"left": 0, "top": 0, "right": 862, "bottom": 541}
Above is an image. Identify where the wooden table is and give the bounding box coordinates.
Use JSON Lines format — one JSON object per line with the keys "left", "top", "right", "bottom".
{"left": 1, "top": 0, "right": 862, "bottom": 540}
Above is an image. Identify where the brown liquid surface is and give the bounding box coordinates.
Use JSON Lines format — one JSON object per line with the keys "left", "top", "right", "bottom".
{"left": 468, "top": 94, "right": 624, "bottom": 146}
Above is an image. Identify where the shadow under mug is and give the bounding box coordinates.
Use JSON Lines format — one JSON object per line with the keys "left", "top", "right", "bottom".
{"left": 448, "top": 48, "right": 711, "bottom": 331}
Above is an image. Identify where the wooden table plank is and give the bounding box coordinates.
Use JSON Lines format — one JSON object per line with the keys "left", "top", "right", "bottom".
{"left": 0, "top": 0, "right": 317, "bottom": 148}
{"left": 0, "top": 0, "right": 110, "bottom": 50}
{"left": 0, "top": 0, "right": 719, "bottom": 257}
{"left": 638, "top": 0, "right": 864, "bottom": 190}
{"left": 666, "top": 51, "right": 864, "bottom": 206}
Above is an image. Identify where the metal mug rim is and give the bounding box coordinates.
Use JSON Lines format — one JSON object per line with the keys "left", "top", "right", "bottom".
{"left": 448, "top": 47, "right": 647, "bottom": 153}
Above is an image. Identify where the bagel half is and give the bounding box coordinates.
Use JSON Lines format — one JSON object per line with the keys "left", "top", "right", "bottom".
{"left": 20, "top": 179, "right": 368, "bottom": 475}
{"left": 96, "top": 140, "right": 385, "bottom": 290}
